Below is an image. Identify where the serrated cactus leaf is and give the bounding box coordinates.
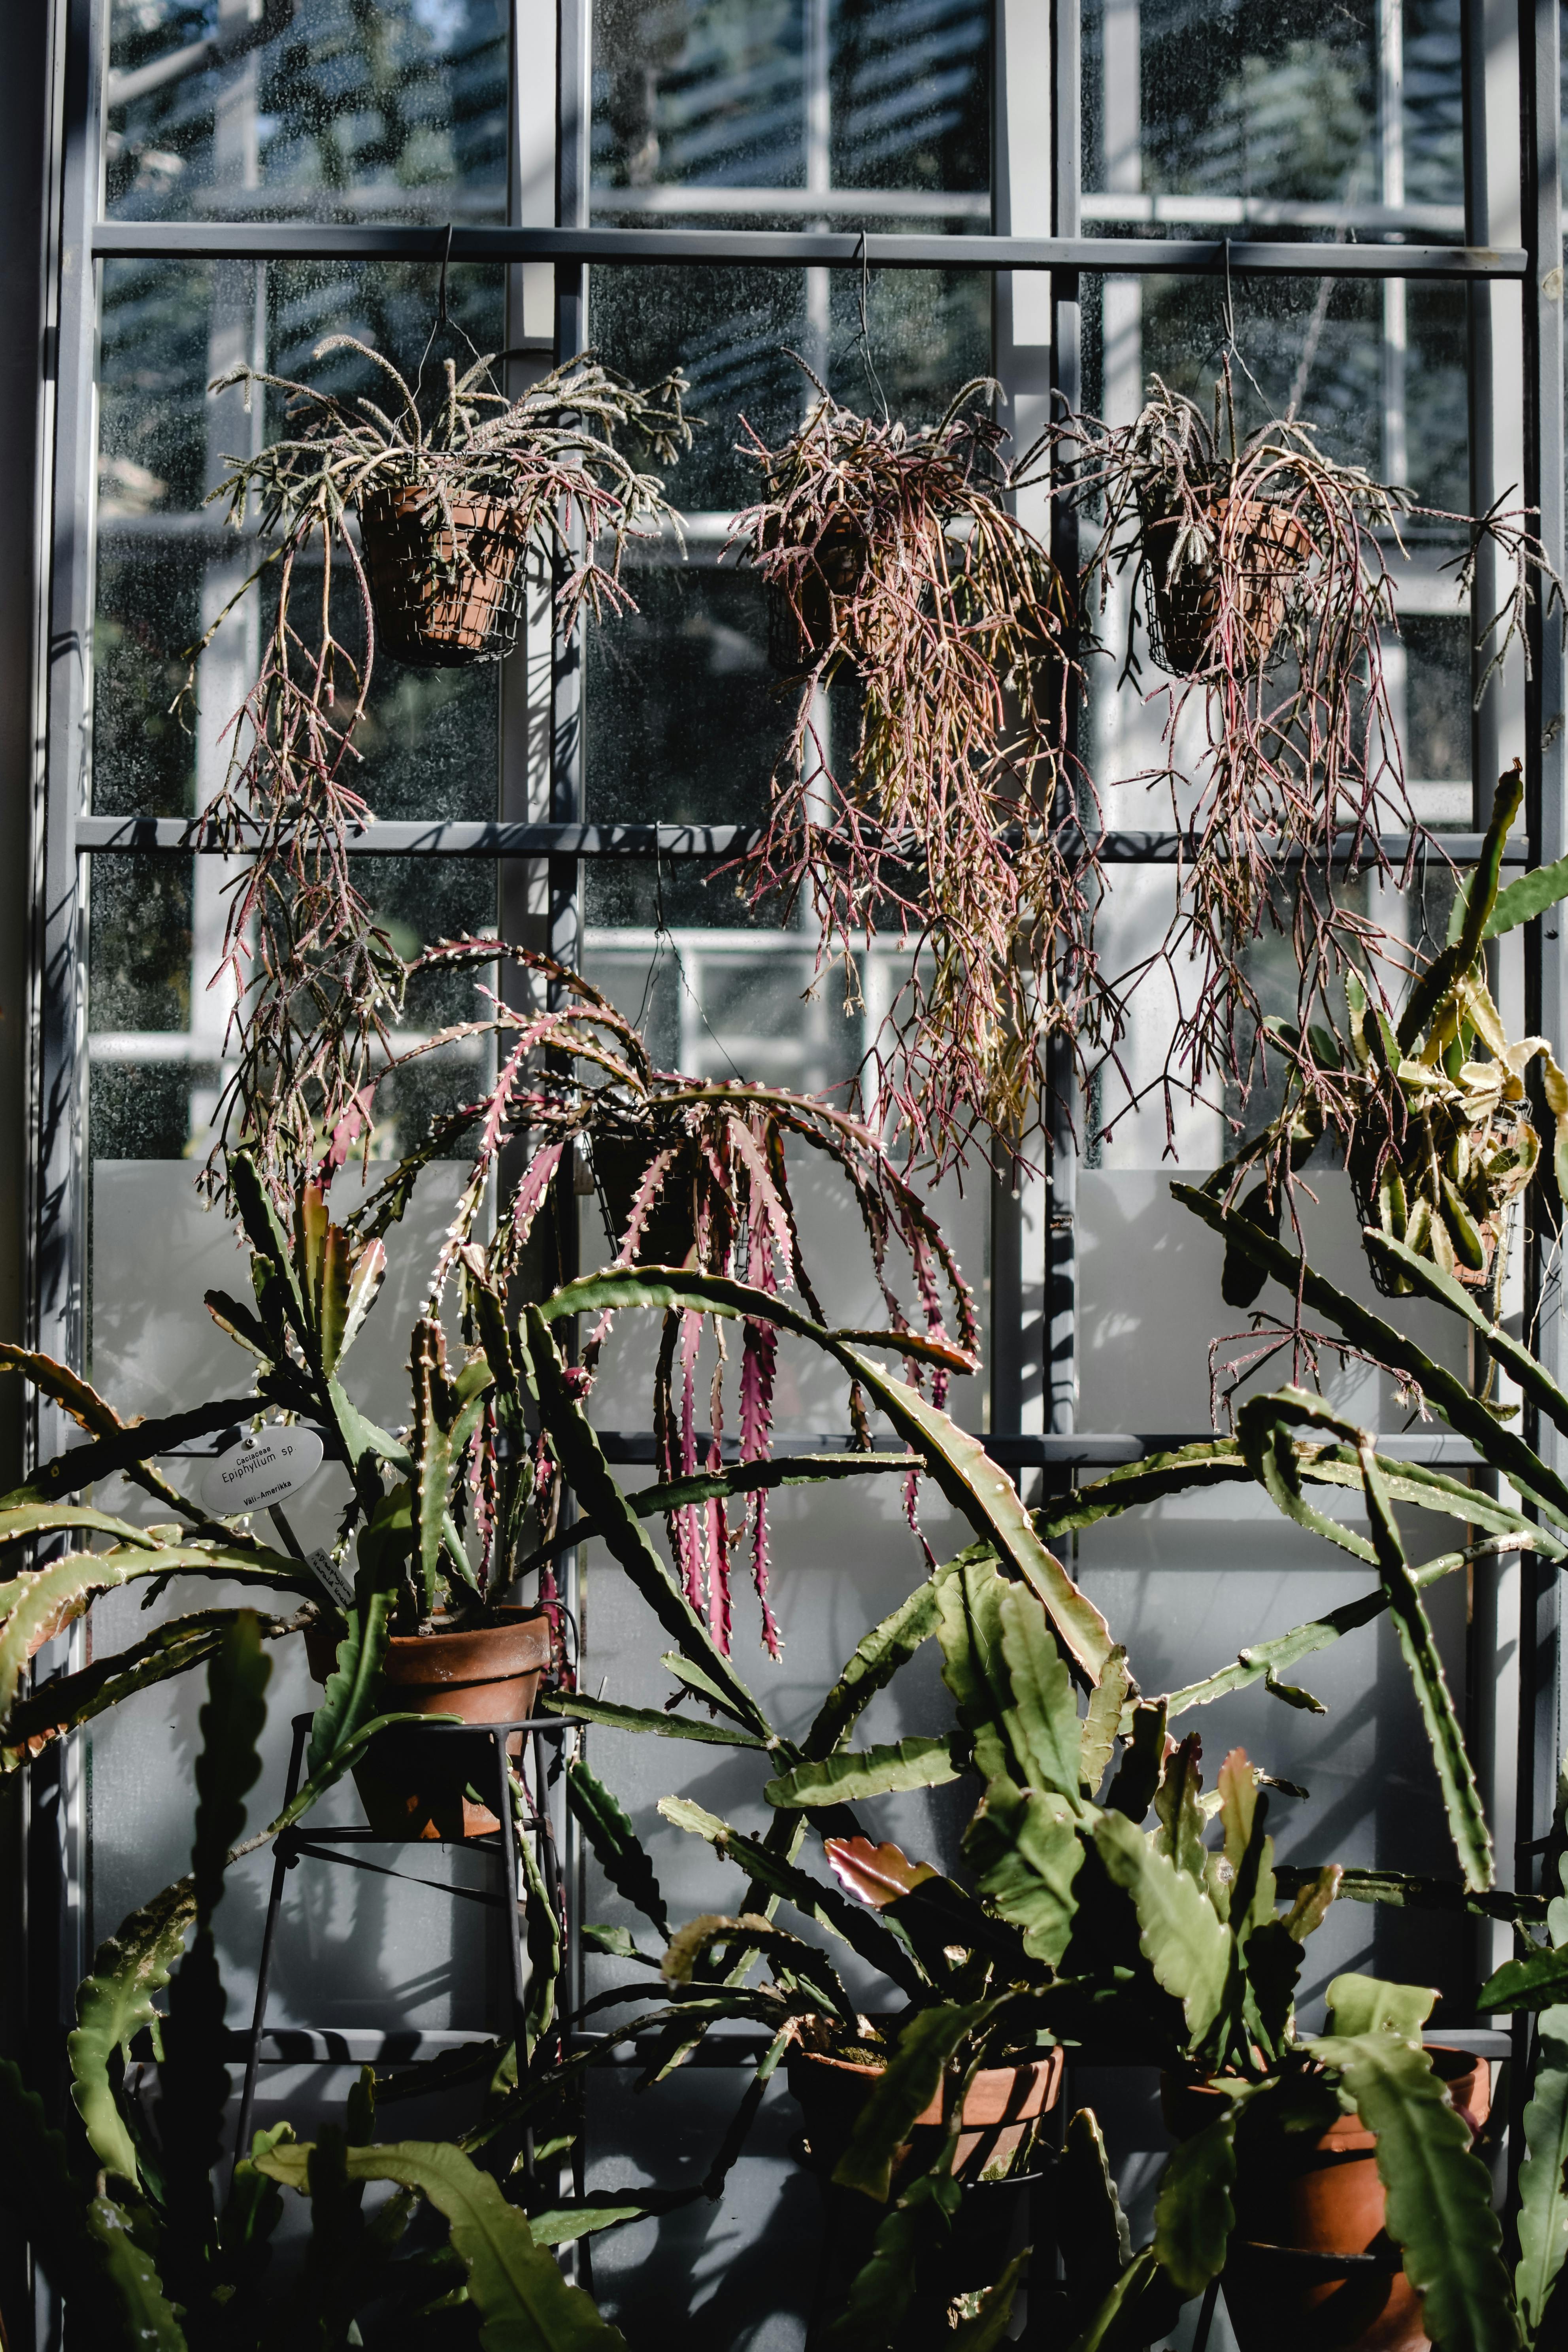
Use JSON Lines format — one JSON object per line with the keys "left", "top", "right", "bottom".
{"left": 257, "top": 2137, "right": 626, "bottom": 2349}
{"left": 1309, "top": 2031, "right": 1519, "bottom": 2352}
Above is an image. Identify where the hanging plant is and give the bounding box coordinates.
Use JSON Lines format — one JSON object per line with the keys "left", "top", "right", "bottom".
{"left": 728, "top": 371, "right": 1118, "bottom": 1169}
{"left": 1050, "top": 363, "right": 1561, "bottom": 1148}
{"left": 181, "top": 341, "right": 691, "bottom": 1175}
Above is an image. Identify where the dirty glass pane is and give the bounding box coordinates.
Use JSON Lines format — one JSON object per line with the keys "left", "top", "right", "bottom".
{"left": 106, "top": 0, "right": 508, "bottom": 224}
{"left": 1083, "top": 0, "right": 1463, "bottom": 232}
{"left": 590, "top": 0, "right": 989, "bottom": 224}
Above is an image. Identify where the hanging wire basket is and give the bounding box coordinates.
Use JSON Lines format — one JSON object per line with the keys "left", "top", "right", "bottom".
{"left": 765, "top": 509, "right": 869, "bottom": 679}
{"left": 1139, "top": 494, "right": 1313, "bottom": 679}
{"left": 359, "top": 483, "right": 531, "bottom": 668}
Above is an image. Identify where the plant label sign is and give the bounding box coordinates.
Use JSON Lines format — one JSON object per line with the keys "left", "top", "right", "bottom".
{"left": 202, "top": 1426, "right": 325, "bottom": 1517}
{"left": 306, "top": 1548, "right": 357, "bottom": 1612}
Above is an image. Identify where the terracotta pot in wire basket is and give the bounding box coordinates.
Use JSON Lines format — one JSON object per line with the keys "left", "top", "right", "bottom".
{"left": 1161, "top": 2050, "right": 1491, "bottom": 2352}
{"left": 303, "top": 1605, "right": 551, "bottom": 1840}
{"left": 1140, "top": 493, "right": 1314, "bottom": 680}
{"left": 359, "top": 482, "right": 531, "bottom": 668}
{"left": 765, "top": 508, "right": 869, "bottom": 678}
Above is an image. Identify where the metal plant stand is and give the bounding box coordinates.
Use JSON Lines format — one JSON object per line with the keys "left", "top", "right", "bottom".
{"left": 232, "top": 1709, "right": 568, "bottom": 2165}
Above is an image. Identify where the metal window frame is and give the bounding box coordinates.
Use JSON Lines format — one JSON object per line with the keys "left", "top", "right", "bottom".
{"left": 19, "top": 0, "right": 1568, "bottom": 2328}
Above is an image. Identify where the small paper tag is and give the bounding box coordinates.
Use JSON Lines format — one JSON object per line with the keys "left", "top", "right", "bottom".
{"left": 306, "top": 1547, "right": 357, "bottom": 1612}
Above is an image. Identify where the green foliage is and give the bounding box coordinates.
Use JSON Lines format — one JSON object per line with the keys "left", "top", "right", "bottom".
{"left": 1324, "top": 1971, "right": 1437, "bottom": 2039}
{"left": 819, "top": 2168, "right": 962, "bottom": 2349}
{"left": 764, "top": 1735, "right": 962, "bottom": 1808}
{"left": 566, "top": 1756, "right": 668, "bottom": 1937}
{"left": 831, "top": 2002, "right": 992, "bottom": 2200}
{"left": 1153, "top": 2095, "right": 1247, "bottom": 2294}
{"left": 1059, "top": 2108, "right": 1133, "bottom": 2320}
{"left": 1091, "top": 1812, "right": 1232, "bottom": 2047}
{"left": 1517, "top": 2008, "right": 1568, "bottom": 2338}
{"left": 1309, "top": 2030, "right": 1519, "bottom": 2352}
{"left": 259, "top": 2137, "right": 628, "bottom": 2350}
{"left": 70, "top": 1874, "right": 197, "bottom": 2184}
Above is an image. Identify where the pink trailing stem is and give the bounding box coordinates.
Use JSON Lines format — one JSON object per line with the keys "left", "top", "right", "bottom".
{"left": 705, "top": 1338, "right": 731, "bottom": 1653}
{"left": 470, "top": 1396, "right": 500, "bottom": 1591}
{"left": 675, "top": 1308, "right": 705, "bottom": 1616}
{"left": 741, "top": 1204, "right": 782, "bottom": 1657}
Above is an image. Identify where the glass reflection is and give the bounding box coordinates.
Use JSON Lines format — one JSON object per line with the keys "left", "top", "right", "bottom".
{"left": 591, "top": 0, "right": 989, "bottom": 219}
{"left": 106, "top": 0, "right": 508, "bottom": 223}
{"left": 1083, "top": 0, "right": 1463, "bottom": 229}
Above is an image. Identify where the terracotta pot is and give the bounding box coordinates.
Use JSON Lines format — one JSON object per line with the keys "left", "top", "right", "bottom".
{"left": 766, "top": 509, "right": 867, "bottom": 678}
{"left": 1161, "top": 2049, "right": 1491, "bottom": 2352}
{"left": 791, "top": 2042, "right": 1062, "bottom": 2343}
{"left": 304, "top": 1607, "right": 551, "bottom": 1840}
{"left": 359, "top": 484, "right": 528, "bottom": 668}
{"left": 790, "top": 2042, "right": 1064, "bottom": 2188}
{"left": 1140, "top": 495, "right": 1313, "bottom": 679}
{"left": 591, "top": 1134, "right": 699, "bottom": 1267}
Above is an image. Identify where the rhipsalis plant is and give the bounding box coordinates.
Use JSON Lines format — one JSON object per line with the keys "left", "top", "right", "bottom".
{"left": 1050, "top": 364, "right": 1562, "bottom": 1152}
{"left": 729, "top": 371, "right": 1117, "bottom": 1168}
{"left": 182, "top": 339, "right": 691, "bottom": 1175}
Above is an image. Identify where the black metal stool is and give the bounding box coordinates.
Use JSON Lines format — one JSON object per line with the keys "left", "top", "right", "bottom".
{"left": 233, "top": 1708, "right": 568, "bottom": 2163}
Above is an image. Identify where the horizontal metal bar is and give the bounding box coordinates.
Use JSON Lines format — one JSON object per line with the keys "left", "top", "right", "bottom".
{"left": 89, "top": 220, "right": 1527, "bottom": 279}
{"left": 987, "top": 1431, "right": 1485, "bottom": 1467}
{"left": 1080, "top": 191, "right": 1468, "bottom": 236}
{"left": 597, "top": 1429, "right": 1483, "bottom": 1466}
{"left": 73, "top": 817, "right": 1527, "bottom": 866}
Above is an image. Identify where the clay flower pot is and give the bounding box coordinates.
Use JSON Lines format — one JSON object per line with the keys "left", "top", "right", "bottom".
{"left": 1162, "top": 2050, "right": 1491, "bottom": 2352}
{"left": 789, "top": 2039, "right": 1063, "bottom": 2335}
{"left": 304, "top": 1606, "right": 551, "bottom": 1840}
{"left": 359, "top": 483, "right": 528, "bottom": 667}
{"left": 1140, "top": 494, "right": 1313, "bottom": 679}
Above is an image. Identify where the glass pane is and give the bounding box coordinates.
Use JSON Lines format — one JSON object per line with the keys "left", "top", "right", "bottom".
{"left": 96, "top": 258, "right": 504, "bottom": 826}
{"left": 1083, "top": 0, "right": 1464, "bottom": 232}
{"left": 591, "top": 0, "right": 990, "bottom": 223}
{"left": 106, "top": 0, "right": 509, "bottom": 224}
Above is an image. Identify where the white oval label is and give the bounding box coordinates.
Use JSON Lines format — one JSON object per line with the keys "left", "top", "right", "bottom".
{"left": 202, "top": 1426, "right": 325, "bottom": 1517}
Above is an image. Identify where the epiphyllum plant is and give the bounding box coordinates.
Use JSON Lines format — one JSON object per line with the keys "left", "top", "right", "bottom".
{"left": 1050, "top": 364, "right": 1560, "bottom": 1147}
{"left": 184, "top": 340, "right": 691, "bottom": 1174}
{"left": 729, "top": 372, "right": 1115, "bottom": 1166}
{"left": 345, "top": 941, "right": 978, "bottom": 1652}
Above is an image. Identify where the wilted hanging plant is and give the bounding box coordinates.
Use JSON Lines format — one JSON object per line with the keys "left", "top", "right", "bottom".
{"left": 1052, "top": 364, "right": 1560, "bottom": 1148}
{"left": 347, "top": 941, "right": 979, "bottom": 1654}
{"left": 181, "top": 341, "right": 691, "bottom": 1180}
{"left": 728, "top": 371, "right": 1119, "bottom": 1169}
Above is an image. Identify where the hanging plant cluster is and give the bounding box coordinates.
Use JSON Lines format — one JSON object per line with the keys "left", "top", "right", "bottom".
{"left": 728, "top": 372, "right": 1121, "bottom": 1166}
{"left": 183, "top": 340, "right": 691, "bottom": 1176}
{"left": 345, "top": 941, "right": 977, "bottom": 1655}
{"left": 1051, "top": 364, "right": 1559, "bottom": 1150}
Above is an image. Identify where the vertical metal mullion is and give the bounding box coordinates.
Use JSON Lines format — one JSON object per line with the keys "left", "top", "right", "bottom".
{"left": 35, "top": 0, "right": 100, "bottom": 2045}
{"left": 1464, "top": 0, "right": 1503, "bottom": 815}
{"left": 1047, "top": 0, "right": 1082, "bottom": 1455}
{"left": 1519, "top": 0, "right": 1565, "bottom": 1907}
{"left": 550, "top": 0, "right": 589, "bottom": 2108}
